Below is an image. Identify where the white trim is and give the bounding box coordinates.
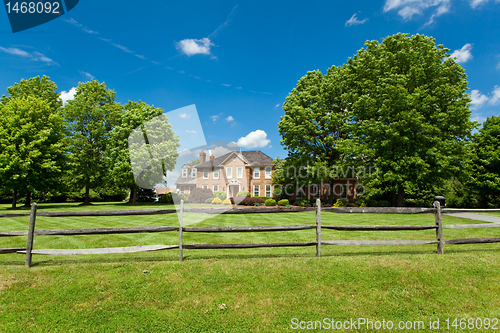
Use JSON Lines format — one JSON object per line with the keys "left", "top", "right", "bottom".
{"left": 203, "top": 168, "right": 209, "bottom": 179}
{"left": 265, "top": 184, "right": 271, "bottom": 197}
{"left": 265, "top": 166, "right": 272, "bottom": 179}
{"left": 253, "top": 184, "right": 260, "bottom": 196}
{"left": 254, "top": 167, "right": 260, "bottom": 179}
{"left": 191, "top": 168, "right": 197, "bottom": 177}
{"left": 213, "top": 184, "right": 219, "bottom": 192}
{"left": 226, "top": 166, "right": 232, "bottom": 179}
{"left": 182, "top": 169, "right": 187, "bottom": 178}
{"left": 214, "top": 167, "right": 219, "bottom": 179}
{"left": 237, "top": 166, "right": 243, "bottom": 179}
{"left": 202, "top": 184, "right": 208, "bottom": 190}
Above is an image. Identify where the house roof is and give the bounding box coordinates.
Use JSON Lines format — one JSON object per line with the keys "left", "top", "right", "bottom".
{"left": 196, "top": 150, "right": 273, "bottom": 168}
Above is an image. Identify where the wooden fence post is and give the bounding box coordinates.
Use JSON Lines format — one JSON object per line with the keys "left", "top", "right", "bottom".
{"left": 179, "top": 199, "right": 184, "bottom": 262}
{"left": 316, "top": 199, "right": 321, "bottom": 258}
{"left": 25, "top": 203, "right": 37, "bottom": 268}
{"left": 434, "top": 201, "right": 444, "bottom": 254}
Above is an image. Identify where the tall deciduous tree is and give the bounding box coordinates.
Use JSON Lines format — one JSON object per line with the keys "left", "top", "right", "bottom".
{"left": 0, "top": 97, "right": 66, "bottom": 208}
{"left": 342, "top": 33, "right": 476, "bottom": 206}
{"left": 469, "top": 116, "right": 500, "bottom": 207}
{"left": 63, "top": 80, "right": 121, "bottom": 205}
{"left": 107, "top": 101, "right": 180, "bottom": 205}
{"left": 0, "top": 75, "right": 64, "bottom": 207}
{"left": 277, "top": 67, "right": 347, "bottom": 204}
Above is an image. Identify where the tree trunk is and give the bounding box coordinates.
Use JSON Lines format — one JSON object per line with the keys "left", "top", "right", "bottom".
{"left": 397, "top": 185, "right": 405, "bottom": 207}
{"left": 83, "top": 185, "right": 91, "bottom": 205}
{"left": 23, "top": 191, "right": 31, "bottom": 208}
{"left": 128, "top": 187, "right": 138, "bottom": 206}
{"left": 391, "top": 190, "right": 397, "bottom": 207}
{"left": 11, "top": 189, "right": 17, "bottom": 209}
{"left": 327, "top": 179, "right": 335, "bottom": 205}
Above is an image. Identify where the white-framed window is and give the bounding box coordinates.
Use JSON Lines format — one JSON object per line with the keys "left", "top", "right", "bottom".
{"left": 265, "top": 167, "right": 272, "bottom": 179}
{"left": 189, "top": 185, "right": 195, "bottom": 192}
{"left": 237, "top": 166, "right": 243, "bottom": 179}
{"left": 213, "top": 185, "right": 219, "bottom": 192}
{"left": 180, "top": 186, "right": 185, "bottom": 193}
{"left": 253, "top": 184, "right": 260, "bottom": 197}
{"left": 202, "top": 184, "right": 208, "bottom": 190}
{"left": 254, "top": 167, "right": 260, "bottom": 179}
{"left": 182, "top": 169, "right": 187, "bottom": 178}
{"left": 191, "top": 168, "right": 197, "bottom": 177}
{"left": 214, "top": 168, "right": 219, "bottom": 179}
{"left": 265, "top": 184, "right": 271, "bottom": 197}
{"left": 226, "top": 167, "right": 232, "bottom": 179}
{"left": 203, "top": 168, "right": 209, "bottom": 179}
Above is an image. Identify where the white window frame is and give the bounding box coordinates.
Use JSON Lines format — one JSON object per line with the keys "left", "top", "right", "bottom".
{"left": 265, "top": 167, "right": 272, "bottom": 179}
{"left": 253, "top": 184, "right": 260, "bottom": 197}
{"left": 213, "top": 168, "right": 219, "bottom": 179}
{"left": 237, "top": 166, "right": 243, "bottom": 179}
{"left": 182, "top": 169, "right": 187, "bottom": 178}
{"left": 226, "top": 167, "right": 232, "bottom": 179}
{"left": 213, "top": 185, "right": 219, "bottom": 192}
{"left": 191, "top": 168, "right": 197, "bottom": 177}
{"left": 202, "top": 184, "right": 208, "bottom": 190}
{"left": 203, "top": 168, "right": 209, "bottom": 179}
{"left": 254, "top": 167, "right": 260, "bottom": 179}
{"left": 265, "top": 184, "right": 271, "bottom": 197}
{"left": 180, "top": 186, "right": 185, "bottom": 193}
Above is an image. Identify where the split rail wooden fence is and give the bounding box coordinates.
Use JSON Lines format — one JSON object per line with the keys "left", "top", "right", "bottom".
{"left": 1, "top": 200, "right": 499, "bottom": 267}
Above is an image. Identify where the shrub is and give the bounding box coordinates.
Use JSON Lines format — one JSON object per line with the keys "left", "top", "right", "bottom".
{"left": 278, "top": 199, "right": 289, "bottom": 206}
{"left": 272, "top": 187, "right": 283, "bottom": 200}
{"left": 211, "top": 197, "right": 222, "bottom": 204}
{"left": 265, "top": 199, "right": 277, "bottom": 206}
{"left": 359, "top": 201, "right": 367, "bottom": 207}
{"left": 171, "top": 193, "right": 189, "bottom": 203}
{"left": 188, "top": 188, "right": 213, "bottom": 203}
{"left": 229, "top": 197, "right": 235, "bottom": 204}
{"left": 345, "top": 202, "right": 356, "bottom": 207}
{"left": 159, "top": 192, "right": 173, "bottom": 204}
{"left": 304, "top": 203, "right": 311, "bottom": 208}
{"left": 236, "top": 191, "right": 250, "bottom": 197}
{"left": 214, "top": 191, "right": 226, "bottom": 201}
{"left": 205, "top": 197, "right": 214, "bottom": 203}
{"left": 222, "top": 199, "right": 232, "bottom": 205}
{"left": 238, "top": 197, "right": 265, "bottom": 206}
{"left": 333, "top": 199, "right": 345, "bottom": 207}
{"left": 254, "top": 203, "right": 261, "bottom": 206}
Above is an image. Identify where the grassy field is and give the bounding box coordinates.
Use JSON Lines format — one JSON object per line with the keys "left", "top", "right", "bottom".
{"left": 1, "top": 202, "right": 499, "bottom": 332}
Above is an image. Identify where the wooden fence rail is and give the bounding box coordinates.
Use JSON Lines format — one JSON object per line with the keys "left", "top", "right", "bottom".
{"left": 1, "top": 199, "right": 500, "bottom": 266}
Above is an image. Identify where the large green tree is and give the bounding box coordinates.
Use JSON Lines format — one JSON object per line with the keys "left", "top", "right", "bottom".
{"left": 107, "top": 101, "right": 180, "bottom": 205}
{"left": 469, "top": 116, "right": 500, "bottom": 207}
{"left": 341, "top": 33, "right": 476, "bottom": 206}
{"left": 0, "top": 75, "right": 64, "bottom": 207}
{"left": 63, "top": 80, "right": 122, "bottom": 205}
{"left": 277, "top": 67, "right": 347, "bottom": 204}
{"left": 0, "top": 97, "right": 66, "bottom": 208}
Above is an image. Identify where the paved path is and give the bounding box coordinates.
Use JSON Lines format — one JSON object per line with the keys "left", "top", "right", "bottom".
{"left": 444, "top": 212, "right": 500, "bottom": 223}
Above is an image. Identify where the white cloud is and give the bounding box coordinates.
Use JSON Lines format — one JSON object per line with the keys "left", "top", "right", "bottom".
{"left": 383, "top": 0, "right": 452, "bottom": 23}
{"left": 113, "top": 43, "right": 133, "bottom": 53}
{"left": 449, "top": 44, "right": 473, "bottom": 63}
{"left": 211, "top": 114, "right": 221, "bottom": 122}
{"left": 176, "top": 38, "right": 214, "bottom": 56}
{"left": 274, "top": 103, "right": 281, "bottom": 109}
{"left": 225, "top": 116, "right": 235, "bottom": 122}
{"left": 345, "top": 13, "right": 368, "bottom": 27}
{"left": 0, "top": 46, "right": 57, "bottom": 65}
{"left": 236, "top": 130, "right": 270, "bottom": 149}
{"left": 398, "top": 6, "right": 422, "bottom": 20}
{"left": 79, "top": 70, "right": 94, "bottom": 80}
{"left": 179, "top": 113, "right": 191, "bottom": 119}
{"left": 470, "top": 90, "right": 489, "bottom": 108}
{"left": 185, "top": 130, "right": 197, "bottom": 134}
{"left": 222, "top": 83, "right": 231, "bottom": 87}
{"left": 490, "top": 86, "right": 500, "bottom": 105}
{"left": 470, "top": 0, "right": 490, "bottom": 9}
{"left": 60, "top": 87, "right": 77, "bottom": 105}
{"left": 64, "top": 18, "right": 98, "bottom": 34}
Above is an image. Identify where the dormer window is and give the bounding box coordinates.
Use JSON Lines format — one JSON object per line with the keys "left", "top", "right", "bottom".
{"left": 182, "top": 169, "right": 188, "bottom": 178}
{"left": 191, "top": 168, "right": 197, "bottom": 177}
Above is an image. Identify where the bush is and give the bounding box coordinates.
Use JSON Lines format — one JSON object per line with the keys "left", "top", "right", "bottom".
{"left": 172, "top": 193, "right": 189, "bottom": 203}
{"left": 359, "top": 201, "right": 367, "bottom": 207}
{"left": 345, "top": 202, "right": 356, "bottom": 207}
{"left": 205, "top": 197, "right": 214, "bottom": 203}
{"left": 238, "top": 197, "right": 265, "bottom": 206}
{"left": 188, "top": 188, "right": 213, "bottom": 203}
{"left": 222, "top": 199, "right": 232, "bottom": 205}
{"left": 304, "top": 203, "right": 311, "bottom": 208}
{"left": 265, "top": 199, "right": 277, "bottom": 206}
{"left": 159, "top": 192, "right": 173, "bottom": 204}
{"left": 272, "top": 187, "right": 283, "bottom": 200}
{"left": 137, "top": 188, "right": 157, "bottom": 203}
{"left": 211, "top": 197, "right": 223, "bottom": 204}
{"left": 254, "top": 203, "right": 261, "bottom": 206}
{"left": 333, "top": 199, "right": 345, "bottom": 207}
{"left": 236, "top": 191, "right": 250, "bottom": 197}
{"left": 278, "top": 199, "right": 289, "bottom": 206}
{"left": 214, "top": 191, "right": 226, "bottom": 201}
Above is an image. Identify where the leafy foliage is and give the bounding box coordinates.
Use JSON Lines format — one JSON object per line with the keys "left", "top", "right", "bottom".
{"left": 264, "top": 199, "right": 277, "bottom": 206}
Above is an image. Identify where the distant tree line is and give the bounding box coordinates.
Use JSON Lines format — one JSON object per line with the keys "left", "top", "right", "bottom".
{"left": 0, "top": 76, "right": 179, "bottom": 208}
{"left": 275, "top": 33, "right": 499, "bottom": 208}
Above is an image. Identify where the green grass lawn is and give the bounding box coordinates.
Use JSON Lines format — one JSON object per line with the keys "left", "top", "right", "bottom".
{"left": 1, "top": 203, "right": 500, "bottom": 332}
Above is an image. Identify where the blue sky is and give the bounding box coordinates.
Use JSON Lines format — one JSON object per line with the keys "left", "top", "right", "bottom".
{"left": 1, "top": 0, "right": 500, "bottom": 160}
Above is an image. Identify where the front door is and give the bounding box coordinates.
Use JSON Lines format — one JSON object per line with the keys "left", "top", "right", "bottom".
{"left": 231, "top": 185, "right": 239, "bottom": 198}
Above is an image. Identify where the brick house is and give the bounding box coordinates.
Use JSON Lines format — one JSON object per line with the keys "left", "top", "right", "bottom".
{"left": 175, "top": 150, "right": 275, "bottom": 198}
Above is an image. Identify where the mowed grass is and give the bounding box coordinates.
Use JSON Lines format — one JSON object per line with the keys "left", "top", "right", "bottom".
{"left": 1, "top": 202, "right": 500, "bottom": 332}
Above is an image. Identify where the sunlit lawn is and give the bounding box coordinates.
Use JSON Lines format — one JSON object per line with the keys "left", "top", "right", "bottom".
{"left": 1, "top": 203, "right": 499, "bottom": 332}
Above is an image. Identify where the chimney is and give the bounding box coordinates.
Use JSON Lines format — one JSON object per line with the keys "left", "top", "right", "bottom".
{"left": 210, "top": 155, "right": 214, "bottom": 160}
{"left": 199, "top": 152, "right": 206, "bottom": 164}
